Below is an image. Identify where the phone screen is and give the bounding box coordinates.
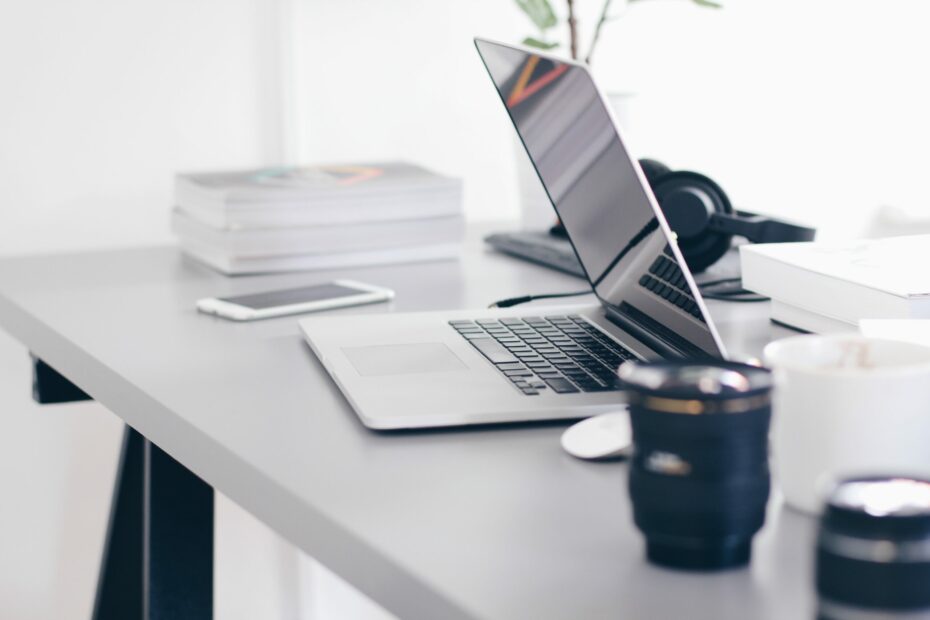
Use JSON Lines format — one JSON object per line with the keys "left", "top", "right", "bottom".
{"left": 219, "top": 283, "right": 365, "bottom": 310}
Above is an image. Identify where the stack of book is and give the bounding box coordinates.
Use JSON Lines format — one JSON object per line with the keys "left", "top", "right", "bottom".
{"left": 740, "top": 235, "right": 930, "bottom": 333}
{"left": 172, "top": 162, "right": 464, "bottom": 274}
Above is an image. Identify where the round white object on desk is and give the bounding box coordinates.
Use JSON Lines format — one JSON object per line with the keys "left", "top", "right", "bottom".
{"left": 560, "top": 409, "right": 632, "bottom": 461}
{"left": 765, "top": 334, "right": 930, "bottom": 514}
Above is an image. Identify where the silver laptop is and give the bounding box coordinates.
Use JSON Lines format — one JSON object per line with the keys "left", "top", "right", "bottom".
{"left": 299, "top": 38, "right": 727, "bottom": 429}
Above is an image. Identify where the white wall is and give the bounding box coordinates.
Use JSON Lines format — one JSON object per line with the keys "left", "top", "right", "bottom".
{"left": 292, "top": 0, "right": 528, "bottom": 222}
{"left": 0, "top": 332, "right": 122, "bottom": 620}
{"left": 5, "top": 0, "right": 929, "bottom": 248}
{"left": 0, "top": 0, "right": 284, "bottom": 256}
{"left": 589, "top": 0, "right": 930, "bottom": 239}
{"left": 296, "top": 0, "right": 930, "bottom": 238}
{"left": 8, "top": 0, "right": 927, "bottom": 252}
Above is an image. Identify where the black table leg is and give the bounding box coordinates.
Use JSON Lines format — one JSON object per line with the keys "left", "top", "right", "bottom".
{"left": 143, "top": 438, "right": 214, "bottom": 620}
{"left": 92, "top": 427, "right": 145, "bottom": 620}
{"left": 31, "top": 356, "right": 215, "bottom": 619}
{"left": 91, "top": 426, "right": 215, "bottom": 620}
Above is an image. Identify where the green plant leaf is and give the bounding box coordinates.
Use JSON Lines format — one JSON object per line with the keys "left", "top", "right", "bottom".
{"left": 522, "top": 37, "right": 560, "bottom": 50}
{"left": 692, "top": 0, "right": 723, "bottom": 8}
{"left": 514, "top": 0, "right": 558, "bottom": 31}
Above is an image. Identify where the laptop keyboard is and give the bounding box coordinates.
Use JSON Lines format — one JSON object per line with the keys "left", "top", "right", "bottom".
{"left": 639, "top": 246, "right": 704, "bottom": 321}
{"left": 449, "top": 315, "right": 637, "bottom": 396}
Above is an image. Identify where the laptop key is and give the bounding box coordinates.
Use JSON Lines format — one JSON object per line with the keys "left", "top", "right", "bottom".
{"left": 544, "top": 377, "right": 580, "bottom": 393}
{"left": 470, "top": 338, "right": 519, "bottom": 364}
{"left": 504, "top": 369, "right": 533, "bottom": 377}
{"left": 497, "top": 362, "right": 526, "bottom": 371}
{"left": 564, "top": 365, "right": 589, "bottom": 373}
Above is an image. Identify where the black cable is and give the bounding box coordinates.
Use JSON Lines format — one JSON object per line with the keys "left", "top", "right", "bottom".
{"left": 488, "top": 277, "right": 768, "bottom": 309}
{"left": 488, "top": 289, "right": 593, "bottom": 309}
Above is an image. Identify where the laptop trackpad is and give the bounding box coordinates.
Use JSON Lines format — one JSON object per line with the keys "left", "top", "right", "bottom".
{"left": 342, "top": 343, "right": 467, "bottom": 377}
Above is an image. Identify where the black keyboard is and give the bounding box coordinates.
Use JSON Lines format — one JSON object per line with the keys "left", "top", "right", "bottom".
{"left": 449, "top": 315, "right": 637, "bottom": 396}
{"left": 484, "top": 231, "right": 585, "bottom": 278}
{"left": 639, "top": 246, "right": 704, "bottom": 321}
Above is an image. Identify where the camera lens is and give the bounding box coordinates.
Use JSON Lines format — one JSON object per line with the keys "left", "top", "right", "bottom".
{"left": 619, "top": 361, "right": 773, "bottom": 570}
{"left": 817, "top": 477, "right": 930, "bottom": 619}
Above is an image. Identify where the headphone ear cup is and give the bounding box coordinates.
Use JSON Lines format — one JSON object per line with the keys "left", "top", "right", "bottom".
{"left": 638, "top": 159, "right": 672, "bottom": 188}
{"left": 650, "top": 170, "right": 733, "bottom": 273}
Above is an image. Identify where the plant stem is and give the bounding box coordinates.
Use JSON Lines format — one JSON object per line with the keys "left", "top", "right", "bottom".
{"left": 566, "top": 0, "right": 578, "bottom": 59}
{"left": 585, "top": 0, "right": 614, "bottom": 65}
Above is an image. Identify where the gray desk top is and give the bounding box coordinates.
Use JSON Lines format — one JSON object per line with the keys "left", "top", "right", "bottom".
{"left": 0, "top": 226, "right": 810, "bottom": 619}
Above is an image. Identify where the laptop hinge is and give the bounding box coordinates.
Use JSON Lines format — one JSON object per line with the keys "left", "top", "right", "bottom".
{"left": 603, "top": 304, "right": 709, "bottom": 360}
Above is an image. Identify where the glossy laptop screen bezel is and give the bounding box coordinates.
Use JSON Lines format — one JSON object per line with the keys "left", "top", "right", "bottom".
{"left": 474, "top": 37, "right": 726, "bottom": 360}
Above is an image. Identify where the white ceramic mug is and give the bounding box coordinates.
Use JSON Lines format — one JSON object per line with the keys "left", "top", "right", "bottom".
{"left": 763, "top": 334, "right": 930, "bottom": 514}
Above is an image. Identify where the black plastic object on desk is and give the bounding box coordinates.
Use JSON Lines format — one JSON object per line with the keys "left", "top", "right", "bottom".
{"left": 618, "top": 360, "right": 773, "bottom": 571}
{"left": 484, "top": 230, "right": 585, "bottom": 278}
{"left": 817, "top": 477, "right": 930, "bottom": 619}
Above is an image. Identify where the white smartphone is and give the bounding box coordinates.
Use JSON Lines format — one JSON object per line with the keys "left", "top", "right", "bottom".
{"left": 196, "top": 280, "right": 394, "bottom": 321}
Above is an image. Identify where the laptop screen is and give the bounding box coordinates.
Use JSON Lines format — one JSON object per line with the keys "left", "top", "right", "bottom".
{"left": 475, "top": 39, "right": 723, "bottom": 358}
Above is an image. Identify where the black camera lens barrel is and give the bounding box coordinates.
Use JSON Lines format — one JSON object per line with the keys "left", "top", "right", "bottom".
{"left": 817, "top": 477, "right": 930, "bottom": 619}
{"left": 619, "top": 361, "right": 773, "bottom": 571}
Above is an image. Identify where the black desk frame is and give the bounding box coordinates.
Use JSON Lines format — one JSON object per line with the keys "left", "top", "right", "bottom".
{"left": 33, "top": 358, "right": 214, "bottom": 620}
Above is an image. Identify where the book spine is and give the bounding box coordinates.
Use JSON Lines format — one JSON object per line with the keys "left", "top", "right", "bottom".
{"left": 769, "top": 300, "right": 857, "bottom": 334}
{"left": 219, "top": 198, "right": 460, "bottom": 229}
{"left": 180, "top": 242, "right": 460, "bottom": 275}
{"left": 172, "top": 212, "right": 465, "bottom": 258}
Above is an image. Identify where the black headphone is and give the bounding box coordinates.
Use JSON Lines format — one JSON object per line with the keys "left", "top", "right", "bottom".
{"left": 638, "top": 159, "right": 816, "bottom": 273}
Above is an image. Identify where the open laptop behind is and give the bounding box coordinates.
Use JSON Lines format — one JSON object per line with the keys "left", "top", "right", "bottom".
{"left": 299, "top": 39, "right": 726, "bottom": 429}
